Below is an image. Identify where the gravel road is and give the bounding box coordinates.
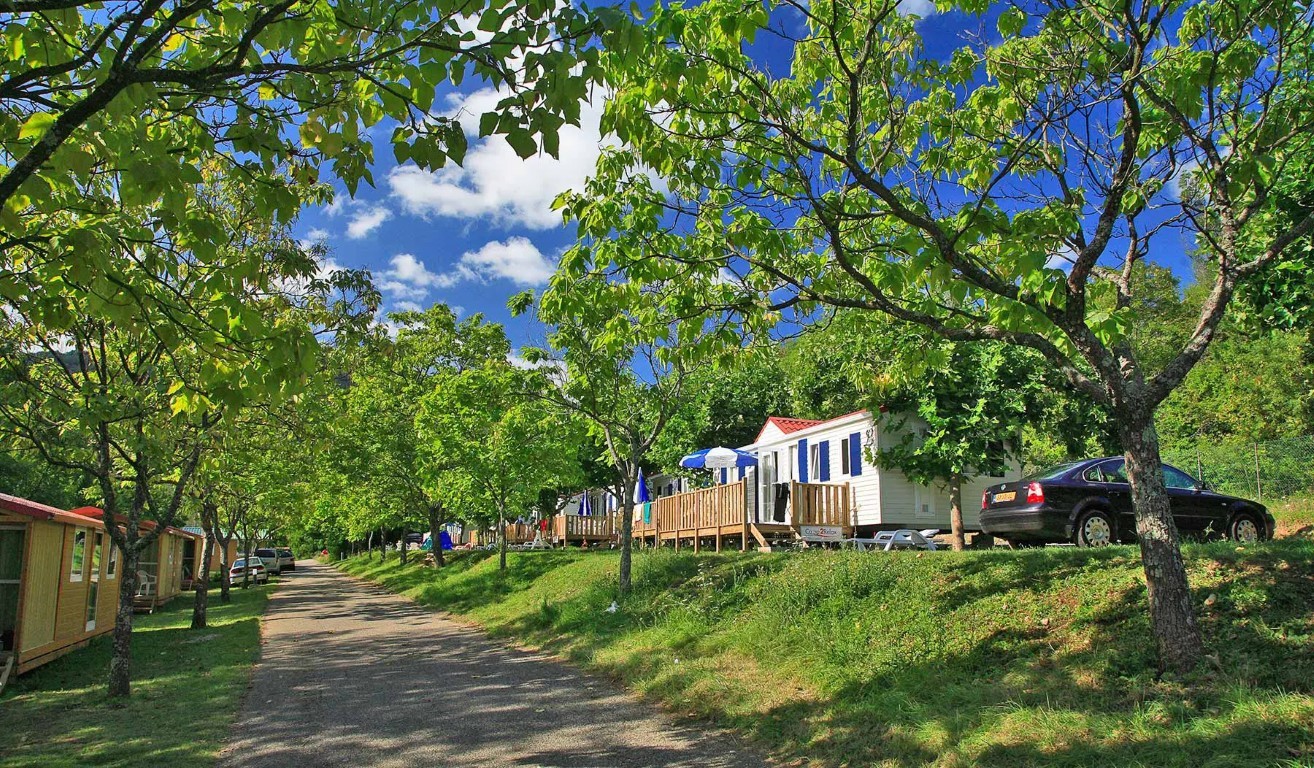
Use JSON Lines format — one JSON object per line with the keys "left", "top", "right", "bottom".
{"left": 219, "top": 560, "right": 766, "bottom": 768}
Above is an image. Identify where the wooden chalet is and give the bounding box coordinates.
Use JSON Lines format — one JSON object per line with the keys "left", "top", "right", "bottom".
{"left": 0, "top": 493, "right": 201, "bottom": 685}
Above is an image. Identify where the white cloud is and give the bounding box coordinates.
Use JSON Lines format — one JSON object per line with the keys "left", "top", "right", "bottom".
{"left": 376, "top": 239, "right": 555, "bottom": 302}
{"left": 1046, "top": 244, "right": 1076, "bottom": 272}
{"left": 897, "top": 0, "right": 938, "bottom": 16}
{"left": 345, "top": 205, "right": 392, "bottom": 239}
{"left": 459, "top": 237, "right": 555, "bottom": 286}
{"left": 508, "top": 348, "right": 567, "bottom": 381}
{"left": 307, "top": 228, "right": 330, "bottom": 242}
{"left": 387, "top": 88, "right": 609, "bottom": 230}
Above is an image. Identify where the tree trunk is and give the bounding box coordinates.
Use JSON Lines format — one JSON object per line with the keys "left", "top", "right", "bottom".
{"left": 191, "top": 531, "right": 215, "bottom": 629}
{"left": 108, "top": 548, "right": 140, "bottom": 698}
{"left": 498, "top": 508, "right": 507, "bottom": 571}
{"left": 618, "top": 471, "right": 636, "bottom": 594}
{"left": 380, "top": 528, "right": 389, "bottom": 562}
{"left": 948, "top": 473, "right": 966, "bottom": 552}
{"left": 243, "top": 537, "right": 252, "bottom": 588}
{"left": 428, "top": 503, "right": 445, "bottom": 568}
{"left": 366, "top": 530, "right": 374, "bottom": 561}
{"left": 218, "top": 536, "right": 232, "bottom": 604}
{"left": 399, "top": 529, "right": 409, "bottom": 565}
{"left": 1119, "top": 409, "right": 1205, "bottom": 672}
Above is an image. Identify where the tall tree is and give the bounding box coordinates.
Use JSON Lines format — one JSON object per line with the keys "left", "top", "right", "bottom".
{"left": 566, "top": 0, "right": 1314, "bottom": 670}
{"left": 518, "top": 273, "right": 715, "bottom": 593}
{"left": 1, "top": 0, "right": 599, "bottom": 343}
{"left": 417, "top": 360, "right": 584, "bottom": 570}
{"left": 0, "top": 172, "right": 340, "bottom": 696}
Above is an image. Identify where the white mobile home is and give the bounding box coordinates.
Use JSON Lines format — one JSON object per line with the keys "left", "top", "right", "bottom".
{"left": 720, "top": 410, "right": 1021, "bottom": 535}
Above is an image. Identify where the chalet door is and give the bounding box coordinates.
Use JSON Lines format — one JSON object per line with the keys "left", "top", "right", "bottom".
{"left": 758, "top": 452, "right": 776, "bottom": 523}
{"left": 0, "top": 526, "right": 24, "bottom": 652}
{"left": 85, "top": 532, "right": 103, "bottom": 632}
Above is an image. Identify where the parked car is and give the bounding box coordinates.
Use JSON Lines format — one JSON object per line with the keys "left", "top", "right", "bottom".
{"left": 230, "top": 557, "right": 269, "bottom": 586}
{"left": 254, "top": 548, "right": 284, "bottom": 575}
{"left": 277, "top": 548, "right": 296, "bottom": 571}
{"left": 981, "top": 458, "right": 1274, "bottom": 548}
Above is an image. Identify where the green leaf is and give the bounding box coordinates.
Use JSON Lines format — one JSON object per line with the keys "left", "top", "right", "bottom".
{"left": 18, "top": 112, "right": 56, "bottom": 140}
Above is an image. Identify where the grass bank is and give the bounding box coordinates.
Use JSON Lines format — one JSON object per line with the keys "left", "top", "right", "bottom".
{"left": 0, "top": 586, "right": 269, "bottom": 767}
{"left": 341, "top": 541, "right": 1313, "bottom": 768}
{"left": 1273, "top": 494, "right": 1314, "bottom": 538}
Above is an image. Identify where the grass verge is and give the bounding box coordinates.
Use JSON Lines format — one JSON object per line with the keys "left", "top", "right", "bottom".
{"left": 0, "top": 585, "right": 269, "bottom": 767}
{"left": 1272, "top": 494, "right": 1314, "bottom": 538}
{"left": 341, "top": 540, "right": 1314, "bottom": 768}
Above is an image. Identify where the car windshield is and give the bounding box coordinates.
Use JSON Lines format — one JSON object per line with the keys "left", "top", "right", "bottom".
{"left": 1024, "top": 462, "right": 1084, "bottom": 481}
{"left": 255, "top": 549, "right": 275, "bottom": 557}
{"left": 232, "top": 559, "right": 248, "bottom": 568}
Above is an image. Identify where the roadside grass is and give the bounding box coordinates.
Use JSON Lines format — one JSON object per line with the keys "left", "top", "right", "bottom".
{"left": 1272, "top": 493, "right": 1314, "bottom": 538}
{"left": 342, "top": 540, "right": 1314, "bottom": 768}
{"left": 0, "top": 585, "right": 269, "bottom": 768}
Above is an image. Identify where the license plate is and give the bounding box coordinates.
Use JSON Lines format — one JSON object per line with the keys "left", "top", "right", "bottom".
{"left": 993, "top": 491, "right": 1016, "bottom": 503}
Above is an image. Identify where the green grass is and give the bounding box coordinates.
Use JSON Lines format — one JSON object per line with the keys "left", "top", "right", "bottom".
{"left": 341, "top": 541, "right": 1314, "bottom": 768}
{"left": 0, "top": 586, "right": 269, "bottom": 767}
{"left": 1272, "top": 494, "right": 1314, "bottom": 537}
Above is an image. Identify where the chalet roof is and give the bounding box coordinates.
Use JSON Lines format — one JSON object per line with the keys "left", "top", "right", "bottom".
{"left": 0, "top": 492, "right": 105, "bottom": 529}
{"left": 68, "top": 506, "right": 202, "bottom": 540}
{"left": 753, "top": 410, "right": 871, "bottom": 445}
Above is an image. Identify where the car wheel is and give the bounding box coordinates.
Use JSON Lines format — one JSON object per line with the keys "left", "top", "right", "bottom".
{"left": 1229, "top": 512, "right": 1264, "bottom": 543}
{"left": 1075, "top": 509, "right": 1116, "bottom": 547}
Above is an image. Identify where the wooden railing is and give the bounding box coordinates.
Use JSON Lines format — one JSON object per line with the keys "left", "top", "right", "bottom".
{"left": 652, "top": 479, "right": 748, "bottom": 534}
{"left": 553, "top": 514, "right": 615, "bottom": 540}
{"left": 503, "top": 523, "right": 538, "bottom": 544}
{"left": 790, "top": 481, "right": 854, "bottom": 528}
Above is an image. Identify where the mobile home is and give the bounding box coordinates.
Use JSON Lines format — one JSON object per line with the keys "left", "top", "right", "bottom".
{"left": 0, "top": 493, "right": 200, "bottom": 679}
{"left": 729, "top": 410, "right": 1021, "bottom": 535}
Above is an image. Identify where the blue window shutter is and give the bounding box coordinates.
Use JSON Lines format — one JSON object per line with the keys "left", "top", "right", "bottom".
{"left": 819, "top": 440, "right": 830, "bottom": 481}
{"left": 850, "top": 432, "right": 863, "bottom": 476}
{"left": 720, "top": 468, "right": 727, "bottom": 484}
{"left": 798, "top": 438, "right": 809, "bottom": 483}
{"left": 737, "top": 465, "right": 745, "bottom": 480}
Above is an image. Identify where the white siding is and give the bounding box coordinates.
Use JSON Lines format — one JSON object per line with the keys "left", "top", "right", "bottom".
{"left": 723, "top": 409, "right": 1023, "bottom": 531}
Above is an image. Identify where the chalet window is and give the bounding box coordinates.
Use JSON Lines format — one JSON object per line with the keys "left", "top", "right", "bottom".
{"left": 70, "top": 529, "right": 86, "bottom": 582}
{"left": 106, "top": 540, "right": 118, "bottom": 579}
{"left": 840, "top": 438, "right": 851, "bottom": 475}
{"left": 849, "top": 431, "right": 864, "bottom": 477}
{"left": 90, "top": 532, "right": 103, "bottom": 579}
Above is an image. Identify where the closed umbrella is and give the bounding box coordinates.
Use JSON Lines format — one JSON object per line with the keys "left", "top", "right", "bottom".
{"left": 635, "top": 467, "right": 651, "bottom": 503}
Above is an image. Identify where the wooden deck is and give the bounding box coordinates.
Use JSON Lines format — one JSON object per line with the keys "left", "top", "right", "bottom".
{"left": 496, "top": 479, "right": 855, "bottom": 552}
{"left": 552, "top": 514, "right": 615, "bottom": 545}
{"left": 632, "top": 479, "right": 855, "bottom": 551}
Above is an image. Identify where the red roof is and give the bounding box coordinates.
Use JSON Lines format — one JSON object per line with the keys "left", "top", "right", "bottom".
{"left": 0, "top": 495, "right": 199, "bottom": 539}
{"left": 754, "top": 410, "right": 870, "bottom": 444}
{"left": 0, "top": 493, "right": 106, "bottom": 529}
{"left": 68, "top": 506, "right": 201, "bottom": 539}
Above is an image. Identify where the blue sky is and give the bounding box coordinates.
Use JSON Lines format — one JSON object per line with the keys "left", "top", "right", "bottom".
{"left": 296, "top": 0, "right": 1199, "bottom": 355}
{"left": 295, "top": 82, "right": 606, "bottom": 356}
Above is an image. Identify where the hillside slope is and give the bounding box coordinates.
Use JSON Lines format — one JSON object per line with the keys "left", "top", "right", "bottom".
{"left": 340, "top": 540, "right": 1313, "bottom": 767}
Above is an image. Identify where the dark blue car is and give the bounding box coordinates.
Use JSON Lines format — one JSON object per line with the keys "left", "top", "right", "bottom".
{"left": 980, "top": 458, "right": 1273, "bottom": 548}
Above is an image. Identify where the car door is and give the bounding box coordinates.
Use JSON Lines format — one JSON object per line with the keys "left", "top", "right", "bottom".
{"left": 1087, "top": 459, "right": 1134, "bottom": 533}
{"left": 1162, "top": 464, "right": 1219, "bottom": 538}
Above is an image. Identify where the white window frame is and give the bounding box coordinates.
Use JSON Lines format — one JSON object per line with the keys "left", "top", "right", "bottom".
{"left": 106, "top": 538, "right": 118, "bottom": 580}
{"left": 69, "top": 528, "right": 87, "bottom": 583}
